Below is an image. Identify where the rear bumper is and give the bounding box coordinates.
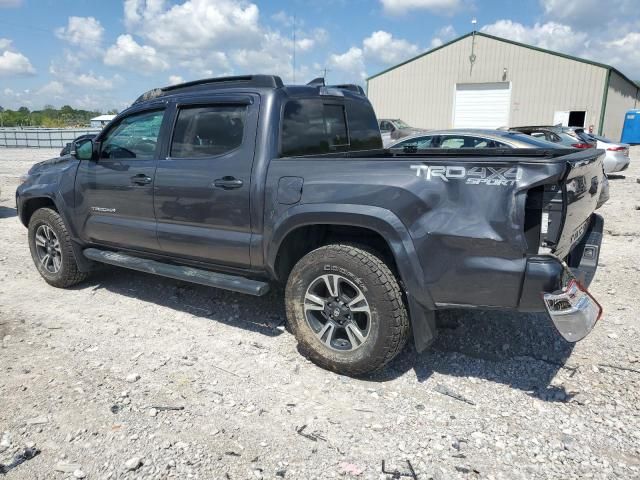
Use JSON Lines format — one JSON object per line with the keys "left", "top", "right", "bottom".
{"left": 520, "top": 214, "right": 603, "bottom": 310}
{"left": 604, "top": 152, "right": 630, "bottom": 173}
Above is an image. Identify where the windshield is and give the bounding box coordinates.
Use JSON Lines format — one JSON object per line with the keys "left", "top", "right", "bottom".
{"left": 394, "top": 119, "right": 410, "bottom": 129}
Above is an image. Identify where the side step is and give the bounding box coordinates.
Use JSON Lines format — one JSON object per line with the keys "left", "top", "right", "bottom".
{"left": 83, "top": 248, "right": 270, "bottom": 296}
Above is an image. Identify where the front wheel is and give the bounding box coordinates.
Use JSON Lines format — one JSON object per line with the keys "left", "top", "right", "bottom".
{"left": 285, "top": 244, "right": 409, "bottom": 376}
{"left": 28, "top": 208, "right": 88, "bottom": 288}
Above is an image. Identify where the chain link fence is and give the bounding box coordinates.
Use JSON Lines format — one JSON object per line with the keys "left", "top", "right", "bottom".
{"left": 0, "top": 128, "right": 101, "bottom": 148}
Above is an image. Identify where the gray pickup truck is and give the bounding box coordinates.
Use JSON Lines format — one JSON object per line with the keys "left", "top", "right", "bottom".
{"left": 16, "top": 75, "right": 604, "bottom": 375}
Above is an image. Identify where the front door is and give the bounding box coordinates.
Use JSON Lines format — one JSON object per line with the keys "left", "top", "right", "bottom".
{"left": 75, "top": 107, "right": 167, "bottom": 251}
{"left": 154, "top": 96, "right": 258, "bottom": 268}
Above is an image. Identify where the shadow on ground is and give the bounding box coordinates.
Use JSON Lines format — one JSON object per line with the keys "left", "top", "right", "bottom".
{"left": 0, "top": 206, "right": 17, "bottom": 219}
{"left": 75, "top": 265, "right": 574, "bottom": 401}
{"left": 372, "top": 309, "right": 576, "bottom": 402}
{"left": 75, "top": 265, "right": 286, "bottom": 337}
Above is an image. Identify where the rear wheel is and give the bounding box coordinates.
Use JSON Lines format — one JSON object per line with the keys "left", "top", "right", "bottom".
{"left": 28, "top": 208, "right": 88, "bottom": 288}
{"left": 285, "top": 244, "right": 409, "bottom": 376}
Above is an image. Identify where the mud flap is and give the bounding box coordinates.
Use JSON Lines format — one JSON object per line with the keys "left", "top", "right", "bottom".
{"left": 407, "top": 295, "right": 437, "bottom": 353}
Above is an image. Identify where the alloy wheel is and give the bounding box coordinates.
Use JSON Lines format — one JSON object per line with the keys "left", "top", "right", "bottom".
{"left": 303, "top": 274, "right": 371, "bottom": 351}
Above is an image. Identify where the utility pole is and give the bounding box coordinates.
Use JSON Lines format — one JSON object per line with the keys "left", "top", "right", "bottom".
{"left": 292, "top": 14, "right": 296, "bottom": 84}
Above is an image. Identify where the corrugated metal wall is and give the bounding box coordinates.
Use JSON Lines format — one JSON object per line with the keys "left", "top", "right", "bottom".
{"left": 367, "top": 34, "right": 608, "bottom": 132}
{"left": 602, "top": 71, "right": 640, "bottom": 141}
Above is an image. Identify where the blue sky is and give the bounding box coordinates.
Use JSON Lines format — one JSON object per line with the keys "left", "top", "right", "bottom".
{"left": 1, "top": 0, "right": 638, "bottom": 111}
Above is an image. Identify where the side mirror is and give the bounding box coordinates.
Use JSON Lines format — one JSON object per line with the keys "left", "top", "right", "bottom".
{"left": 71, "top": 139, "right": 94, "bottom": 160}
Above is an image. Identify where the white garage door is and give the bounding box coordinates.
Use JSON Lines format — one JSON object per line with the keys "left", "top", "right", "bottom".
{"left": 453, "top": 82, "right": 511, "bottom": 129}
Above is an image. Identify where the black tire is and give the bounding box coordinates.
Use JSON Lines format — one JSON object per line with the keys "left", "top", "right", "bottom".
{"left": 285, "top": 244, "right": 409, "bottom": 376}
{"left": 28, "top": 208, "right": 88, "bottom": 288}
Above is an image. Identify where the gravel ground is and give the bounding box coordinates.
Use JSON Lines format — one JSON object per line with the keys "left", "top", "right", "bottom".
{"left": 0, "top": 148, "right": 639, "bottom": 480}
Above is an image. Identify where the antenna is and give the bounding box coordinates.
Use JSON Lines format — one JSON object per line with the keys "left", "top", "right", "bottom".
{"left": 292, "top": 14, "right": 296, "bottom": 84}
{"left": 469, "top": 17, "right": 477, "bottom": 75}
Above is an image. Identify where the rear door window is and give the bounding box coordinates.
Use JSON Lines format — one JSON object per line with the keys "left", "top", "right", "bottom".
{"left": 281, "top": 100, "right": 349, "bottom": 156}
{"left": 346, "top": 99, "right": 383, "bottom": 151}
{"left": 170, "top": 105, "right": 246, "bottom": 158}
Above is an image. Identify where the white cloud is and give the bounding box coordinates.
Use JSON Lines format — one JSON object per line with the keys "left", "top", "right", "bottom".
{"left": 327, "top": 47, "right": 366, "bottom": 83}
{"left": 0, "top": 38, "right": 11, "bottom": 50}
{"left": 110, "top": 0, "right": 324, "bottom": 83}
{"left": 104, "top": 34, "right": 169, "bottom": 73}
{"left": 587, "top": 32, "right": 640, "bottom": 79}
{"left": 481, "top": 20, "right": 587, "bottom": 53}
{"left": 55, "top": 16, "right": 104, "bottom": 54}
{"left": 363, "top": 30, "right": 419, "bottom": 65}
{"left": 0, "top": 50, "right": 35, "bottom": 76}
{"left": 430, "top": 25, "right": 456, "bottom": 48}
{"left": 37, "top": 81, "right": 65, "bottom": 97}
{"left": 380, "top": 0, "right": 460, "bottom": 15}
{"left": 168, "top": 75, "right": 185, "bottom": 85}
{"left": 123, "top": 0, "right": 261, "bottom": 52}
{"left": 271, "top": 10, "right": 294, "bottom": 27}
{"left": 541, "top": 0, "right": 637, "bottom": 29}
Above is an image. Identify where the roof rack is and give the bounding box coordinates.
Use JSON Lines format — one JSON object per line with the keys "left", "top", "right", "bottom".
{"left": 133, "top": 75, "right": 284, "bottom": 104}
{"left": 305, "top": 77, "right": 365, "bottom": 96}
{"left": 332, "top": 84, "right": 366, "bottom": 95}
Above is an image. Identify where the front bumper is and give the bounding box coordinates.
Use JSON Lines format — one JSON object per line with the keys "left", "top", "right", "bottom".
{"left": 518, "top": 214, "right": 604, "bottom": 341}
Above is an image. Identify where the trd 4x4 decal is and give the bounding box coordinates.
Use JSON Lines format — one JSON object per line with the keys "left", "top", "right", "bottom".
{"left": 410, "top": 164, "right": 521, "bottom": 186}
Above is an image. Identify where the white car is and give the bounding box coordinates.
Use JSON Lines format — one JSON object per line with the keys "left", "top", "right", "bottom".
{"left": 585, "top": 133, "right": 630, "bottom": 173}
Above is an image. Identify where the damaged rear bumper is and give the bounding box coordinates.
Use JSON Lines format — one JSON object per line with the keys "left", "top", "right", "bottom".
{"left": 518, "top": 213, "right": 604, "bottom": 342}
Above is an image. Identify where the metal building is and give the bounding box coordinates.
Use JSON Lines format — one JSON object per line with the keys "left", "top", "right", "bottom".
{"left": 366, "top": 31, "right": 640, "bottom": 140}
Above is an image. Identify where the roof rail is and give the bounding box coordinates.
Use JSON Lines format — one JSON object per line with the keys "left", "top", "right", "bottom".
{"left": 133, "top": 75, "right": 284, "bottom": 104}
{"left": 305, "top": 77, "right": 365, "bottom": 96}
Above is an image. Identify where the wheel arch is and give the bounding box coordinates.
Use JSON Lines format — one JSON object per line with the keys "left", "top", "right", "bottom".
{"left": 266, "top": 204, "right": 434, "bottom": 310}
{"left": 19, "top": 195, "right": 59, "bottom": 227}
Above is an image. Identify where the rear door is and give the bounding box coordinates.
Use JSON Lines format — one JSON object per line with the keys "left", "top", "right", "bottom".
{"left": 153, "top": 95, "right": 258, "bottom": 268}
{"left": 75, "top": 107, "right": 167, "bottom": 251}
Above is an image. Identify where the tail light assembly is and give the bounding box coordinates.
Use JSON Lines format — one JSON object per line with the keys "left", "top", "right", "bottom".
{"left": 571, "top": 143, "right": 594, "bottom": 149}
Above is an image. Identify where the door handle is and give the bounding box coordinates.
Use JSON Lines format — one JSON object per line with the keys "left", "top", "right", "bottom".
{"left": 131, "top": 174, "right": 152, "bottom": 186}
{"left": 213, "top": 177, "right": 243, "bottom": 190}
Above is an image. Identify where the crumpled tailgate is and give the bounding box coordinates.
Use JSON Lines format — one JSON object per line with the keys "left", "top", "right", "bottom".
{"left": 554, "top": 149, "right": 605, "bottom": 258}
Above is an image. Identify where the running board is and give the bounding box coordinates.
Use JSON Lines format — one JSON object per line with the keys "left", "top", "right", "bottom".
{"left": 83, "top": 248, "right": 270, "bottom": 296}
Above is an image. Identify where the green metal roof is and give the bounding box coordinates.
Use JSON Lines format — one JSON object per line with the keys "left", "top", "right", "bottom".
{"left": 366, "top": 31, "right": 639, "bottom": 91}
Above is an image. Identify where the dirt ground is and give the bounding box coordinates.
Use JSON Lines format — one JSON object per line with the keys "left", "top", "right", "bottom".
{"left": 0, "top": 148, "right": 639, "bottom": 480}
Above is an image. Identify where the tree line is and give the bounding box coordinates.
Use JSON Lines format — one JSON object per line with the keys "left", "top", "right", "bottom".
{"left": 0, "top": 105, "right": 119, "bottom": 128}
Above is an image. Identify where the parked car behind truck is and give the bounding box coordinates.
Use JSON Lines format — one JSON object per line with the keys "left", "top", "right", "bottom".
{"left": 17, "top": 75, "right": 605, "bottom": 375}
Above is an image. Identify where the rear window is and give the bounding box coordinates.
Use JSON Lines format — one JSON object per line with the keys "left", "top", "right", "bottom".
{"left": 506, "top": 132, "right": 562, "bottom": 148}
{"left": 281, "top": 100, "right": 349, "bottom": 156}
{"left": 171, "top": 105, "right": 246, "bottom": 158}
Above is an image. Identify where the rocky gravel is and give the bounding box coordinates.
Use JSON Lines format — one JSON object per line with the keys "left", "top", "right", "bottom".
{"left": 1, "top": 147, "right": 639, "bottom": 479}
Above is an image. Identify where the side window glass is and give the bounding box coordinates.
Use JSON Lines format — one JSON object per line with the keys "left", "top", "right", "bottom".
{"left": 346, "top": 99, "right": 383, "bottom": 151}
{"left": 101, "top": 110, "right": 164, "bottom": 160}
{"left": 170, "top": 105, "right": 246, "bottom": 158}
{"left": 281, "top": 100, "right": 349, "bottom": 156}
{"left": 395, "top": 136, "right": 433, "bottom": 150}
{"left": 440, "top": 136, "right": 466, "bottom": 149}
